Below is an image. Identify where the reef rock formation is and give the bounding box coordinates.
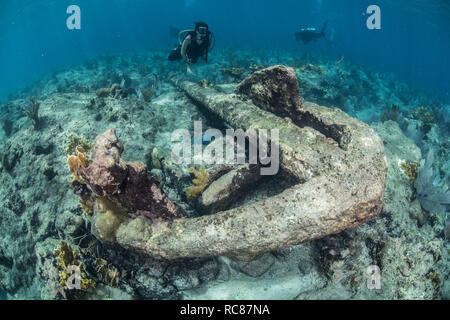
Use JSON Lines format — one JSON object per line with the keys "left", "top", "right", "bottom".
{"left": 79, "top": 129, "right": 185, "bottom": 224}
{"left": 235, "top": 65, "right": 303, "bottom": 121}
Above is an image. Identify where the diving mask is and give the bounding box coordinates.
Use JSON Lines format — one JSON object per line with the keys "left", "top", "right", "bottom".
{"left": 196, "top": 27, "right": 208, "bottom": 38}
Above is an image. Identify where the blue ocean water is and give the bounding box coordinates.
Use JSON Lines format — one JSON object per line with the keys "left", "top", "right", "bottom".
{"left": 0, "top": 0, "right": 449, "bottom": 103}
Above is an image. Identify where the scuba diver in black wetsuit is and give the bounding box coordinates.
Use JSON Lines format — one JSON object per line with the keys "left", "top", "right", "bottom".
{"left": 168, "top": 22, "right": 215, "bottom": 73}
{"left": 295, "top": 20, "right": 329, "bottom": 44}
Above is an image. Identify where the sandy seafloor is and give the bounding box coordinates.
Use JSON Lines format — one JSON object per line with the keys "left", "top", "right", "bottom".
{"left": 0, "top": 49, "right": 449, "bottom": 300}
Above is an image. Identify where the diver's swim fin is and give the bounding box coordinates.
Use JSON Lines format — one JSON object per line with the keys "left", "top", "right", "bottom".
{"left": 168, "top": 46, "right": 182, "bottom": 61}
{"left": 321, "top": 20, "right": 329, "bottom": 36}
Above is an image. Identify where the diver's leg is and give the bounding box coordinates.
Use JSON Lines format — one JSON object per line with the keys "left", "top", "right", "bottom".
{"left": 321, "top": 20, "right": 329, "bottom": 36}
{"left": 168, "top": 46, "right": 182, "bottom": 61}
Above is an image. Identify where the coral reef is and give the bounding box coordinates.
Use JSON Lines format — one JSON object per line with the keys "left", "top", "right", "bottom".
{"left": 381, "top": 104, "right": 400, "bottom": 123}
{"left": 249, "top": 64, "right": 264, "bottom": 73}
{"left": 138, "top": 64, "right": 150, "bottom": 77}
{"left": 445, "top": 222, "right": 450, "bottom": 240}
{"left": 79, "top": 197, "right": 94, "bottom": 216}
{"left": 78, "top": 128, "right": 127, "bottom": 196}
{"left": 198, "top": 79, "right": 214, "bottom": 89}
{"left": 94, "top": 258, "right": 120, "bottom": 288}
{"left": 0, "top": 118, "right": 13, "bottom": 137}
{"left": 54, "top": 241, "right": 96, "bottom": 291}
{"left": 71, "top": 180, "right": 92, "bottom": 200}
{"left": 1, "top": 48, "right": 449, "bottom": 300}
{"left": 78, "top": 129, "right": 185, "bottom": 227}
{"left": 297, "top": 63, "right": 325, "bottom": 75}
{"left": 67, "top": 147, "right": 89, "bottom": 184}
{"left": 90, "top": 196, "right": 129, "bottom": 244}
{"left": 414, "top": 151, "right": 450, "bottom": 214}
{"left": 151, "top": 147, "right": 162, "bottom": 170}
{"left": 96, "top": 84, "right": 119, "bottom": 98}
{"left": 65, "top": 134, "right": 94, "bottom": 156}
{"left": 186, "top": 167, "right": 209, "bottom": 199}
{"left": 427, "top": 271, "right": 442, "bottom": 290}
{"left": 140, "top": 87, "right": 156, "bottom": 103}
{"left": 0, "top": 141, "right": 23, "bottom": 172}
{"left": 23, "top": 97, "right": 40, "bottom": 129}
{"left": 412, "top": 106, "right": 436, "bottom": 133}
{"left": 96, "top": 83, "right": 135, "bottom": 99}
{"left": 400, "top": 161, "right": 420, "bottom": 181}
{"left": 218, "top": 67, "right": 245, "bottom": 80}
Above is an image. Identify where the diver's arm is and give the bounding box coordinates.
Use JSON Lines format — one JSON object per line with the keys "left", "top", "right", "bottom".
{"left": 181, "top": 35, "right": 191, "bottom": 63}
{"left": 181, "top": 35, "right": 193, "bottom": 73}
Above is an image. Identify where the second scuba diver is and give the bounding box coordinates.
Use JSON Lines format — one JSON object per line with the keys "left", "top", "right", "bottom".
{"left": 295, "top": 20, "right": 329, "bottom": 44}
{"left": 168, "top": 22, "right": 215, "bottom": 73}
